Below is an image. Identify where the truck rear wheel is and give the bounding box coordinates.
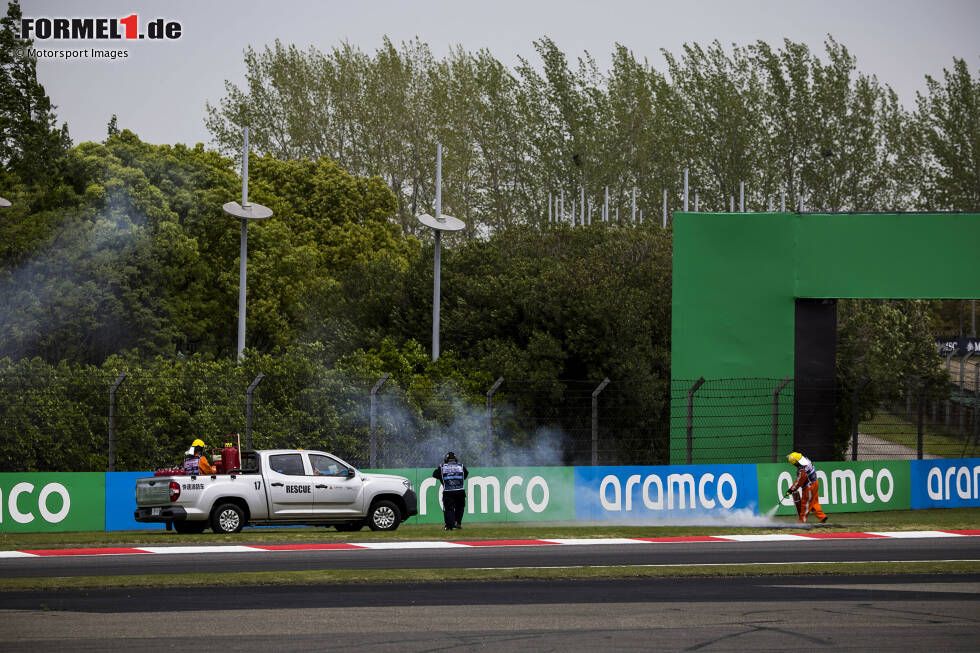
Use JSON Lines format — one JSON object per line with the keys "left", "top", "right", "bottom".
{"left": 211, "top": 503, "right": 245, "bottom": 534}
{"left": 367, "top": 500, "right": 400, "bottom": 531}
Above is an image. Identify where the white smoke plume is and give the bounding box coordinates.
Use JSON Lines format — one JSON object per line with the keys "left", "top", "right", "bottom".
{"left": 371, "top": 379, "right": 569, "bottom": 468}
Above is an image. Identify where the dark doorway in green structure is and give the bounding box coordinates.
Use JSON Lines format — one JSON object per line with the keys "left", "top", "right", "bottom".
{"left": 794, "top": 298, "right": 837, "bottom": 461}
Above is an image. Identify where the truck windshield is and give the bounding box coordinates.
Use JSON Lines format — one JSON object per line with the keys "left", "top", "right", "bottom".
{"left": 310, "top": 454, "right": 349, "bottom": 477}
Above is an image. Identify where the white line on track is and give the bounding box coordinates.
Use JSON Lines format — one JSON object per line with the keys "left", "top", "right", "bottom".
{"left": 355, "top": 541, "right": 466, "bottom": 550}
{"left": 137, "top": 546, "right": 259, "bottom": 554}
{"left": 717, "top": 534, "right": 809, "bottom": 541}
{"left": 542, "top": 538, "right": 650, "bottom": 545}
{"left": 865, "top": 530, "right": 964, "bottom": 538}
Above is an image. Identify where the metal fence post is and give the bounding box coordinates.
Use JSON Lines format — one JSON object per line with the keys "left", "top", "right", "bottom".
{"left": 591, "top": 378, "right": 610, "bottom": 466}
{"left": 370, "top": 374, "right": 390, "bottom": 469}
{"left": 944, "top": 353, "right": 953, "bottom": 434}
{"left": 771, "top": 376, "right": 791, "bottom": 462}
{"left": 245, "top": 372, "right": 264, "bottom": 450}
{"left": 686, "top": 377, "right": 705, "bottom": 465}
{"left": 486, "top": 377, "right": 503, "bottom": 465}
{"left": 906, "top": 385, "right": 911, "bottom": 421}
{"left": 917, "top": 385, "right": 925, "bottom": 460}
{"left": 959, "top": 353, "right": 972, "bottom": 436}
{"left": 974, "top": 364, "right": 979, "bottom": 447}
{"left": 851, "top": 377, "right": 871, "bottom": 461}
{"left": 107, "top": 372, "right": 127, "bottom": 472}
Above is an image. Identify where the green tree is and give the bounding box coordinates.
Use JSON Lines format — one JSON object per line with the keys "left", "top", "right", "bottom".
{"left": 751, "top": 38, "right": 909, "bottom": 212}
{"left": 604, "top": 45, "right": 676, "bottom": 220}
{"left": 0, "top": 129, "right": 407, "bottom": 363}
{"left": 835, "top": 299, "right": 948, "bottom": 457}
{"left": 663, "top": 41, "right": 764, "bottom": 212}
{"left": 324, "top": 222, "right": 674, "bottom": 463}
{"left": 0, "top": 1, "right": 76, "bottom": 263}
{"left": 515, "top": 38, "right": 610, "bottom": 224}
{"left": 432, "top": 47, "right": 531, "bottom": 231}
{"left": 0, "top": 0, "right": 70, "bottom": 189}
{"left": 913, "top": 57, "right": 980, "bottom": 210}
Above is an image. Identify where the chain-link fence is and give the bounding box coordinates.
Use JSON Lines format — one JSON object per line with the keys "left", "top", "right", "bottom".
{"left": 2, "top": 366, "right": 976, "bottom": 473}
{"left": 670, "top": 370, "right": 980, "bottom": 463}
{"left": 864, "top": 383, "right": 980, "bottom": 460}
{"left": 0, "top": 370, "right": 670, "bottom": 472}
{"left": 669, "top": 378, "right": 795, "bottom": 464}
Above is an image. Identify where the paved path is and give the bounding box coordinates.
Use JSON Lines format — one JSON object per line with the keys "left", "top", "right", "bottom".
{"left": 845, "top": 433, "right": 940, "bottom": 459}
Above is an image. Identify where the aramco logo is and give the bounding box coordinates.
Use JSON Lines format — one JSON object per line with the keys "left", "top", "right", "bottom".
{"left": 0, "top": 482, "right": 71, "bottom": 524}
{"left": 926, "top": 464, "right": 980, "bottom": 501}
{"left": 599, "top": 472, "right": 739, "bottom": 511}
{"left": 419, "top": 475, "right": 551, "bottom": 515}
{"left": 776, "top": 468, "right": 894, "bottom": 506}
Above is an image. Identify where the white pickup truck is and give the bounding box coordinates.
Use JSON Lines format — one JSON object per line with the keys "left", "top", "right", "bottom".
{"left": 134, "top": 449, "right": 417, "bottom": 534}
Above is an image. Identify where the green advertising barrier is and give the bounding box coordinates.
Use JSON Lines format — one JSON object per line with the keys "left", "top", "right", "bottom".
{"left": 406, "top": 466, "right": 575, "bottom": 524}
{"left": 0, "top": 473, "right": 105, "bottom": 533}
{"left": 756, "top": 462, "right": 910, "bottom": 516}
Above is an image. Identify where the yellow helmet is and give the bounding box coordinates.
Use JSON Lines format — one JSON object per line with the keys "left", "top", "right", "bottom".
{"left": 787, "top": 451, "right": 802, "bottom": 465}
{"left": 191, "top": 438, "right": 206, "bottom": 448}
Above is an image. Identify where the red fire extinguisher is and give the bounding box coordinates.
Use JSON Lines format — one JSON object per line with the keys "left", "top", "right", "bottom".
{"left": 222, "top": 435, "right": 241, "bottom": 474}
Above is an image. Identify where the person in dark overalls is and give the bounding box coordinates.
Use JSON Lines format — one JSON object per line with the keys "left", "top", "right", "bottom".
{"left": 433, "top": 451, "right": 468, "bottom": 530}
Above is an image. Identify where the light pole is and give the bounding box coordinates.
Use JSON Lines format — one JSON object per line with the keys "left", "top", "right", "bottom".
{"left": 222, "top": 127, "right": 272, "bottom": 360}
{"left": 418, "top": 143, "right": 465, "bottom": 361}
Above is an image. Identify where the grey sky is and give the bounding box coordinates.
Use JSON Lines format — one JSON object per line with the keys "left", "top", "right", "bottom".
{"left": 22, "top": 0, "right": 980, "bottom": 148}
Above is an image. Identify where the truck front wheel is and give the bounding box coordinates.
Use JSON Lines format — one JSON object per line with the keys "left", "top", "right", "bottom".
{"left": 368, "top": 500, "right": 401, "bottom": 531}
{"left": 211, "top": 503, "right": 245, "bottom": 534}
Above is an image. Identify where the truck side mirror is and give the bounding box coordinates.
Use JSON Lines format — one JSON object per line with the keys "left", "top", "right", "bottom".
{"left": 346, "top": 468, "right": 356, "bottom": 479}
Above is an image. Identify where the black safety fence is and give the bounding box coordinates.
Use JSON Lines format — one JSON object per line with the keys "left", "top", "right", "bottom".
{"left": 670, "top": 371, "right": 980, "bottom": 463}
{"left": 2, "top": 365, "right": 977, "bottom": 473}
{"left": 669, "top": 377, "right": 795, "bottom": 464}
{"left": 867, "top": 384, "right": 980, "bottom": 460}
{"left": 0, "top": 369, "right": 670, "bottom": 472}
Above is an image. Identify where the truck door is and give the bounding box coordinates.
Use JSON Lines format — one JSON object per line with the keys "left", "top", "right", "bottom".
{"left": 265, "top": 453, "right": 313, "bottom": 517}
{"left": 310, "top": 453, "right": 363, "bottom": 517}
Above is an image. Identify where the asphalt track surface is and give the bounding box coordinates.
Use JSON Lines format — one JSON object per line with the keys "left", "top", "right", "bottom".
{"left": 2, "top": 536, "right": 978, "bottom": 651}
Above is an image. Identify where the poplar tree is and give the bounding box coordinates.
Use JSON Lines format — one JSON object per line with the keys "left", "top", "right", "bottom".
{"left": 0, "top": 0, "right": 70, "bottom": 189}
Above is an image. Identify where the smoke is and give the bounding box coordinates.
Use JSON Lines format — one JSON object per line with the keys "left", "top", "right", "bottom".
{"left": 372, "top": 379, "right": 568, "bottom": 468}
{"left": 559, "top": 511, "right": 804, "bottom": 529}
{"left": 566, "top": 480, "right": 794, "bottom": 529}
{"left": 569, "top": 505, "right": 789, "bottom": 529}
{"left": 0, "top": 191, "right": 148, "bottom": 361}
